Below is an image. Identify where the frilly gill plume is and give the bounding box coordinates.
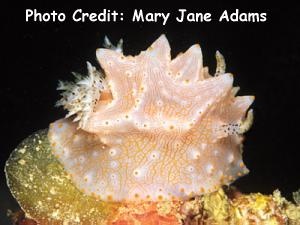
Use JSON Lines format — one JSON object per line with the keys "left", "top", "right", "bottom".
{"left": 50, "top": 35, "right": 254, "bottom": 202}
{"left": 56, "top": 62, "right": 106, "bottom": 128}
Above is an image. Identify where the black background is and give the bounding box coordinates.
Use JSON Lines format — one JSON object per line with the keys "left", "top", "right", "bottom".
{"left": 1, "top": 3, "right": 300, "bottom": 224}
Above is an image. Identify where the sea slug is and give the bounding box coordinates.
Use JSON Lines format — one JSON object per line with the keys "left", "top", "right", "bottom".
{"left": 7, "top": 34, "right": 300, "bottom": 225}
{"left": 48, "top": 34, "right": 254, "bottom": 202}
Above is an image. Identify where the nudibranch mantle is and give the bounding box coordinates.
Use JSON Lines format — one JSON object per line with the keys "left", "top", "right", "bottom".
{"left": 48, "top": 35, "right": 254, "bottom": 202}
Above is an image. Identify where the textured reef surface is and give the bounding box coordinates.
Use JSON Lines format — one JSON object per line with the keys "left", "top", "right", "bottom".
{"left": 5, "top": 35, "right": 300, "bottom": 224}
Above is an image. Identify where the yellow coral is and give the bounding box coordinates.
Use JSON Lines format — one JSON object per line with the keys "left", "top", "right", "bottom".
{"left": 203, "top": 188, "right": 229, "bottom": 223}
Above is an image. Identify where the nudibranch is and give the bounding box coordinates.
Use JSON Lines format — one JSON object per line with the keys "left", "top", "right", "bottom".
{"left": 48, "top": 34, "right": 254, "bottom": 202}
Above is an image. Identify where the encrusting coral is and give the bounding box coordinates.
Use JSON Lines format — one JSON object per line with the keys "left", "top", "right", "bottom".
{"left": 5, "top": 35, "right": 300, "bottom": 224}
